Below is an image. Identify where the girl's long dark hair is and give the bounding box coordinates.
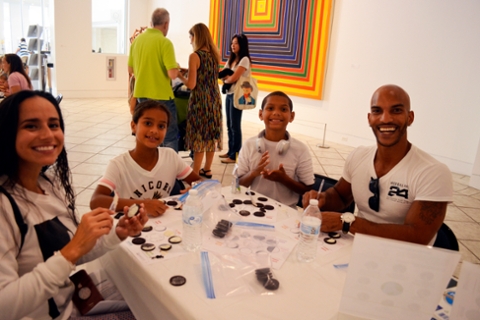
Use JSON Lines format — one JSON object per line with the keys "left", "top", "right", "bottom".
{"left": 0, "top": 91, "right": 77, "bottom": 225}
{"left": 227, "top": 33, "right": 252, "bottom": 67}
{"left": 4, "top": 54, "right": 33, "bottom": 89}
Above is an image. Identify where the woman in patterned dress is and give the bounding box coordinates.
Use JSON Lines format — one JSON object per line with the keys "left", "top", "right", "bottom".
{"left": 178, "top": 23, "right": 222, "bottom": 178}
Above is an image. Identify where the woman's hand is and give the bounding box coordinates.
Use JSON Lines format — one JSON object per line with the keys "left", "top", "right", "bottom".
{"left": 115, "top": 204, "right": 148, "bottom": 240}
{"left": 60, "top": 208, "right": 114, "bottom": 264}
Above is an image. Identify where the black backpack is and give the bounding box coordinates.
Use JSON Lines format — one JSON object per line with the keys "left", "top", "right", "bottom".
{"left": 0, "top": 186, "right": 28, "bottom": 253}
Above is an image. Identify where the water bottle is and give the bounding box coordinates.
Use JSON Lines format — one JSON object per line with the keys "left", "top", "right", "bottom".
{"left": 182, "top": 189, "right": 203, "bottom": 252}
{"left": 297, "top": 199, "right": 322, "bottom": 262}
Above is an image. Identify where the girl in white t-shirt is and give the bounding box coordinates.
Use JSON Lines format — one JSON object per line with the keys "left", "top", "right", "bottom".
{"left": 91, "top": 100, "right": 201, "bottom": 217}
{"left": 219, "top": 33, "right": 252, "bottom": 163}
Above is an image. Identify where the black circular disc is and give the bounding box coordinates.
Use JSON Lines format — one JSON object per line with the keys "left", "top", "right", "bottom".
{"left": 159, "top": 243, "right": 172, "bottom": 251}
{"left": 258, "top": 197, "right": 268, "bottom": 202}
{"left": 132, "top": 237, "right": 146, "bottom": 245}
{"left": 246, "top": 191, "right": 255, "bottom": 196}
{"left": 255, "top": 202, "right": 264, "bottom": 208}
{"left": 233, "top": 199, "right": 243, "bottom": 204}
{"left": 212, "top": 229, "right": 226, "bottom": 238}
{"left": 127, "top": 204, "right": 140, "bottom": 218}
{"left": 264, "top": 278, "right": 280, "bottom": 290}
{"left": 243, "top": 200, "right": 252, "bottom": 205}
{"left": 328, "top": 232, "right": 341, "bottom": 239}
{"left": 114, "top": 212, "right": 124, "bottom": 219}
{"left": 132, "top": 232, "right": 142, "bottom": 238}
{"left": 167, "top": 200, "right": 178, "bottom": 206}
{"left": 239, "top": 210, "right": 251, "bottom": 216}
{"left": 141, "top": 243, "right": 156, "bottom": 251}
{"left": 264, "top": 204, "right": 274, "bottom": 211}
{"left": 253, "top": 211, "right": 265, "bottom": 217}
{"left": 169, "top": 275, "right": 186, "bottom": 286}
{"left": 229, "top": 203, "right": 236, "bottom": 208}
{"left": 324, "top": 237, "right": 337, "bottom": 245}
{"left": 168, "top": 236, "right": 182, "bottom": 244}
{"left": 142, "top": 225, "right": 153, "bottom": 232}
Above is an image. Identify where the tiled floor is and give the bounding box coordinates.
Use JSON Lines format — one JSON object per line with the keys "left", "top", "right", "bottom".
{"left": 62, "top": 98, "right": 480, "bottom": 268}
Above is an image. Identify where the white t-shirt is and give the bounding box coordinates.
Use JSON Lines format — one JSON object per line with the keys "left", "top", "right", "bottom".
{"left": 235, "top": 134, "right": 315, "bottom": 207}
{"left": 343, "top": 144, "right": 453, "bottom": 226}
{"left": 224, "top": 56, "right": 251, "bottom": 94}
{"left": 0, "top": 174, "right": 121, "bottom": 319}
{"left": 98, "top": 148, "right": 192, "bottom": 199}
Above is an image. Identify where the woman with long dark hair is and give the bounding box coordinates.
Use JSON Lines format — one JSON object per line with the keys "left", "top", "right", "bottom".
{"left": 0, "top": 91, "right": 146, "bottom": 319}
{"left": 1, "top": 53, "right": 32, "bottom": 96}
{"left": 219, "top": 34, "right": 252, "bottom": 163}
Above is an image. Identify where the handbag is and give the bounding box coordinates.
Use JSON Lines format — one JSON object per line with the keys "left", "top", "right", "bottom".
{"left": 233, "top": 72, "right": 258, "bottom": 110}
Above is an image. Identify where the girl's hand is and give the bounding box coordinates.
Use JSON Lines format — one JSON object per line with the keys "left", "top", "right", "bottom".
{"left": 143, "top": 199, "right": 168, "bottom": 217}
{"left": 60, "top": 208, "right": 114, "bottom": 264}
{"left": 115, "top": 204, "right": 148, "bottom": 240}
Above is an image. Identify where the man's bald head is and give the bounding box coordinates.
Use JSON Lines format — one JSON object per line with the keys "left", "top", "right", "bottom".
{"left": 371, "top": 84, "right": 411, "bottom": 112}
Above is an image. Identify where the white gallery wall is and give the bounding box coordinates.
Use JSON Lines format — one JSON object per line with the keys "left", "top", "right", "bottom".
{"left": 51, "top": 0, "right": 480, "bottom": 177}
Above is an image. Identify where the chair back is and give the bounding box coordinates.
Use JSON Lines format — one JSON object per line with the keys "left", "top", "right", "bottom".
{"left": 433, "top": 223, "right": 459, "bottom": 251}
{"left": 55, "top": 94, "right": 63, "bottom": 104}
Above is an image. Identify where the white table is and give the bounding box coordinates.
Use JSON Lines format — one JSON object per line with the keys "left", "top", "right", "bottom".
{"left": 100, "top": 186, "right": 354, "bottom": 320}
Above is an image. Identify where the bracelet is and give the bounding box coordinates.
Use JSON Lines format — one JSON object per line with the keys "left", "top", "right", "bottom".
{"left": 54, "top": 250, "right": 76, "bottom": 270}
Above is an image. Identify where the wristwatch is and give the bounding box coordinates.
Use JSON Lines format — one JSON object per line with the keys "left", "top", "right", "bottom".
{"left": 340, "top": 213, "right": 356, "bottom": 234}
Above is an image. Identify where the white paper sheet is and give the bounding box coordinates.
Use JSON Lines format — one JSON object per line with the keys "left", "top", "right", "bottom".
{"left": 450, "top": 261, "right": 480, "bottom": 320}
{"left": 338, "top": 234, "right": 461, "bottom": 320}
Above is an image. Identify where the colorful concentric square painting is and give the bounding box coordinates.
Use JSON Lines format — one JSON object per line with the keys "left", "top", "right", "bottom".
{"left": 209, "top": 0, "right": 333, "bottom": 99}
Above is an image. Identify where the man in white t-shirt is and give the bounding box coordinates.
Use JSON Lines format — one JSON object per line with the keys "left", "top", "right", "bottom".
{"left": 303, "top": 84, "right": 453, "bottom": 245}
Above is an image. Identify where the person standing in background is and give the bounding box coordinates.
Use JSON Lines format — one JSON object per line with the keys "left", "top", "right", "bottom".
{"left": 219, "top": 33, "right": 252, "bottom": 164}
{"left": 128, "top": 8, "right": 180, "bottom": 151}
{"left": 177, "top": 23, "right": 223, "bottom": 179}
{"left": 15, "top": 38, "right": 29, "bottom": 65}
{"left": 1, "top": 54, "right": 32, "bottom": 96}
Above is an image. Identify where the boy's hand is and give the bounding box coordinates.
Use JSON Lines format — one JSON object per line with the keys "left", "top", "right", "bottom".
{"left": 262, "top": 163, "right": 288, "bottom": 182}
{"left": 253, "top": 151, "right": 270, "bottom": 176}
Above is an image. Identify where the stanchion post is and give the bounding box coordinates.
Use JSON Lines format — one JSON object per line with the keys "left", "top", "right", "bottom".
{"left": 316, "top": 123, "right": 330, "bottom": 149}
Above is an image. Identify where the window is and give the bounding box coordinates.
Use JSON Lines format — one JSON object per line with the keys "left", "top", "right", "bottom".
{"left": 1, "top": 0, "right": 50, "bottom": 55}
{"left": 92, "top": 0, "right": 127, "bottom": 54}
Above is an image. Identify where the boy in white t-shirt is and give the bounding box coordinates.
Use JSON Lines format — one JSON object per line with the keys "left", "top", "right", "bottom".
{"left": 235, "top": 91, "right": 314, "bottom": 207}
{"left": 90, "top": 100, "right": 201, "bottom": 217}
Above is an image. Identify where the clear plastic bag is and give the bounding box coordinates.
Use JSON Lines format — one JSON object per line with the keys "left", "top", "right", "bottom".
{"left": 200, "top": 249, "right": 281, "bottom": 299}
{"left": 178, "top": 180, "right": 223, "bottom": 214}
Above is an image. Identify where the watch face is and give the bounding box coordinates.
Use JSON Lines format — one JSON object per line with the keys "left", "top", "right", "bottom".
{"left": 342, "top": 213, "right": 355, "bottom": 223}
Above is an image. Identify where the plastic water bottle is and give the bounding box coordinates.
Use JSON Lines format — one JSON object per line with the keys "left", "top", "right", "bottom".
{"left": 297, "top": 199, "right": 322, "bottom": 262}
{"left": 182, "top": 189, "right": 203, "bottom": 251}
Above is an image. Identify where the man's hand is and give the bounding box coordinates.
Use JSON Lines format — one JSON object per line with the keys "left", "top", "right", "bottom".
{"left": 302, "top": 190, "right": 326, "bottom": 209}
{"left": 320, "top": 211, "right": 343, "bottom": 232}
